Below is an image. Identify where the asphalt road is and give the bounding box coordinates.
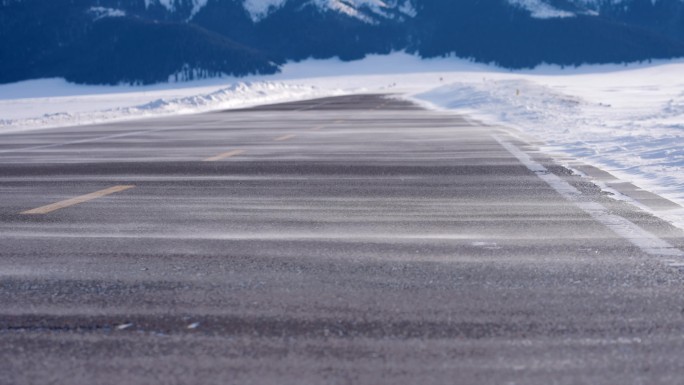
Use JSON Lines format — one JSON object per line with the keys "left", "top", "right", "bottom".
{"left": 2, "top": 94, "right": 684, "bottom": 384}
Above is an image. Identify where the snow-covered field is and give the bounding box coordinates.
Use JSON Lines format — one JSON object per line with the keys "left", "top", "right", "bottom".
{"left": 2, "top": 53, "right": 684, "bottom": 226}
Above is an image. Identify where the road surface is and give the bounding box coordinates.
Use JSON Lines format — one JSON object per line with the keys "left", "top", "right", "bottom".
{"left": 2, "top": 95, "right": 684, "bottom": 384}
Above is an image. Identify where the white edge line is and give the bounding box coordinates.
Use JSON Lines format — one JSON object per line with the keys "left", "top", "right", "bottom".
{"left": 492, "top": 134, "right": 684, "bottom": 263}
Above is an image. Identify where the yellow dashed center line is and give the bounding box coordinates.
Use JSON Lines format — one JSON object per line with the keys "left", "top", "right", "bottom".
{"left": 274, "top": 134, "right": 297, "bottom": 142}
{"left": 203, "top": 149, "right": 245, "bottom": 162}
{"left": 21, "top": 185, "right": 135, "bottom": 215}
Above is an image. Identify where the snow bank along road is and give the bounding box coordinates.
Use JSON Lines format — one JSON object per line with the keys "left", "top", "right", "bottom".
{"left": 2, "top": 95, "right": 684, "bottom": 384}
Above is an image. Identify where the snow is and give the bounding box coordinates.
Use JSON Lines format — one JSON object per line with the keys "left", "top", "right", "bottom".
{"left": 147, "top": 0, "right": 176, "bottom": 11}
{"left": 143, "top": 0, "right": 209, "bottom": 18}
{"left": 132, "top": 0, "right": 677, "bottom": 22}
{"left": 398, "top": 0, "right": 417, "bottom": 17}
{"left": 243, "top": 0, "right": 414, "bottom": 23}
{"left": 313, "top": 0, "right": 378, "bottom": 22}
{"left": 2, "top": 53, "right": 684, "bottom": 228}
{"left": 507, "top": 0, "right": 576, "bottom": 18}
{"left": 410, "top": 59, "right": 684, "bottom": 228}
{"left": 313, "top": 0, "right": 391, "bottom": 22}
{"left": 0, "top": 80, "right": 345, "bottom": 133}
{"left": 88, "top": 7, "right": 126, "bottom": 20}
{"left": 189, "top": 0, "right": 209, "bottom": 19}
{"left": 506, "top": 0, "right": 684, "bottom": 18}
{"left": 243, "top": 0, "right": 286, "bottom": 22}
{"left": 115, "top": 323, "right": 133, "bottom": 330}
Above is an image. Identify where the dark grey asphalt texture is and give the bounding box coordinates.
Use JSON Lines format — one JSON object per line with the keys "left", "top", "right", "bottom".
{"left": 2, "top": 94, "right": 684, "bottom": 384}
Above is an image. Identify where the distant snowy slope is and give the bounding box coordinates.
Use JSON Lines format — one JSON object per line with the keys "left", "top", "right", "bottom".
{"left": 507, "top": 0, "right": 576, "bottom": 18}
{"left": 144, "top": 0, "right": 208, "bottom": 12}
{"left": 144, "top": 0, "right": 209, "bottom": 18}
{"left": 507, "top": 0, "right": 684, "bottom": 18}
{"left": 243, "top": 0, "right": 416, "bottom": 22}
{"left": 318, "top": 0, "right": 417, "bottom": 19}
{"left": 134, "top": 0, "right": 684, "bottom": 22}
{"left": 140, "top": 0, "right": 415, "bottom": 22}
{"left": 243, "top": 0, "right": 286, "bottom": 21}
{"left": 88, "top": 7, "right": 127, "bottom": 20}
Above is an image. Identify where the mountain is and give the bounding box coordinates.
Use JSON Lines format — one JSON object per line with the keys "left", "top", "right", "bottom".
{"left": 1, "top": 0, "right": 683, "bottom": 85}
{"left": 0, "top": 0, "right": 280, "bottom": 85}
{"left": 414, "top": 0, "right": 684, "bottom": 68}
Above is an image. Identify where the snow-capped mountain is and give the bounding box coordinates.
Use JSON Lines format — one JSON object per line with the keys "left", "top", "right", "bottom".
{"left": 137, "top": 0, "right": 684, "bottom": 23}
{"left": 1, "top": 0, "right": 683, "bottom": 85}
{"left": 507, "top": 0, "right": 684, "bottom": 18}
{"left": 506, "top": 0, "right": 579, "bottom": 18}
{"left": 138, "top": 0, "right": 416, "bottom": 22}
